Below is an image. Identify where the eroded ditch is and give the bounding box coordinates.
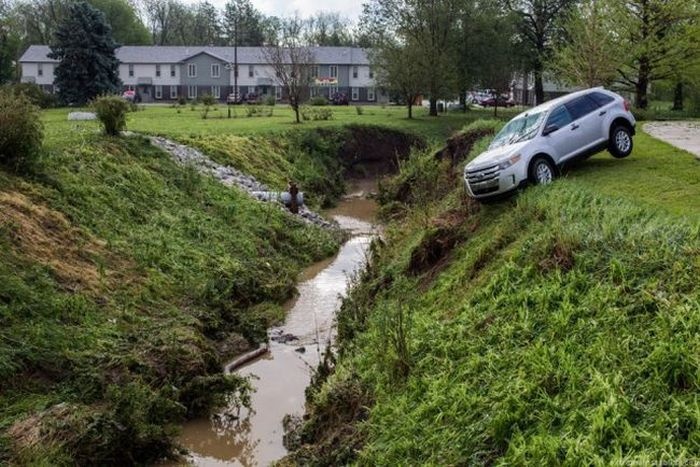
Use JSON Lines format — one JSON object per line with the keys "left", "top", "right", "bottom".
{"left": 174, "top": 179, "right": 379, "bottom": 466}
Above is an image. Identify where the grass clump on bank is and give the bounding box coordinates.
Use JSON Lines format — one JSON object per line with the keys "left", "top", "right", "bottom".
{"left": 0, "top": 130, "right": 340, "bottom": 464}
{"left": 288, "top": 121, "right": 700, "bottom": 465}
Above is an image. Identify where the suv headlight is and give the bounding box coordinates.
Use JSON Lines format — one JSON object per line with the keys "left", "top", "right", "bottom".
{"left": 498, "top": 154, "right": 522, "bottom": 170}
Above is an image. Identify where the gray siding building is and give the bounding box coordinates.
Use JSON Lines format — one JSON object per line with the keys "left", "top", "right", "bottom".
{"left": 19, "top": 45, "right": 385, "bottom": 104}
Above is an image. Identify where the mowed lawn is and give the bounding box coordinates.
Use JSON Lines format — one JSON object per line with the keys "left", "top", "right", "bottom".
{"left": 39, "top": 106, "right": 700, "bottom": 219}
{"left": 41, "top": 104, "right": 521, "bottom": 144}
{"left": 565, "top": 129, "right": 700, "bottom": 218}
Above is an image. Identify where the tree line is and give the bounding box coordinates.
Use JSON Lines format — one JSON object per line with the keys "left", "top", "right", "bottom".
{"left": 364, "top": 0, "right": 700, "bottom": 116}
{"left": 0, "top": 0, "right": 364, "bottom": 82}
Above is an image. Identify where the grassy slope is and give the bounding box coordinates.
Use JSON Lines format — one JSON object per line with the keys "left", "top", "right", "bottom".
{"left": 0, "top": 127, "right": 339, "bottom": 462}
{"left": 292, "top": 122, "right": 700, "bottom": 465}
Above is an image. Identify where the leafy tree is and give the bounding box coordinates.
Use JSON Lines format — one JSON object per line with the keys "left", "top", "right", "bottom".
{"left": 223, "top": 0, "right": 266, "bottom": 46}
{"left": 613, "top": 0, "right": 700, "bottom": 109}
{"left": 303, "top": 12, "right": 354, "bottom": 46}
{"left": 263, "top": 16, "right": 315, "bottom": 124}
{"left": 505, "top": 0, "right": 576, "bottom": 104}
{"left": 88, "top": 0, "right": 150, "bottom": 45}
{"left": 191, "top": 1, "right": 224, "bottom": 46}
{"left": 549, "top": 0, "right": 620, "bottom": 88}
{"left": 48, "top": 1, "right": 121, "bottom": 105}
{"left": 370, "top": 39, "right": 427, "bottom": 119}
{"left": 0, "top": 0, "right": 21, "bottom": 83}
{"left": 361, "top": 0, "right": 460, "bottom": 116}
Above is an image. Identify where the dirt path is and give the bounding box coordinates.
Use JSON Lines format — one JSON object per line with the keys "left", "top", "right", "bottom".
{"left": 644, "top": 122, "right": 700, "bottom": 160}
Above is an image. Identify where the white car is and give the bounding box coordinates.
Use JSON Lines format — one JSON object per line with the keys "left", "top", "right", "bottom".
{"left": 464, "top": 88, "right": 636, "bottom": 199}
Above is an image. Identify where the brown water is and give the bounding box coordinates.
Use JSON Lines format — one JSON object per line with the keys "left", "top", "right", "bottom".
{"left": 173, "top": 180, "right": 379, "bottom": 466}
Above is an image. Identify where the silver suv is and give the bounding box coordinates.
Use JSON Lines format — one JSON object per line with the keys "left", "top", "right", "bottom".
{"left": 464, "top": 88, "right": 636, "bottom": 199}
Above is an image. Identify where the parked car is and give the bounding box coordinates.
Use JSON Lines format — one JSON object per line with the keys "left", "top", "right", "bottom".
{"left": 226, "top": 92, "right": 258, "bottom": 104}
{"left": 464, "top": 87, "right": 636, "bottom": 199}
{"left": 331, "top": 92, "right": 349, "bottom": 105}
{"left": 481, "top": 95, "right": 515, "bottom": 107}
{"left": 122, "top": 90, "right": 140, "bottom": 103}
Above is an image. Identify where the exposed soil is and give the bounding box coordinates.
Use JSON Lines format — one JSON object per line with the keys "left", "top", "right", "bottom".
{"left": 333, "top": 125, "right": 426, "bottom": 176}
{"left": 0, "top": 191, "right": 130, "bottom": 292}
{"left": 434, "top": 127, "right": 496, "bottom": 166}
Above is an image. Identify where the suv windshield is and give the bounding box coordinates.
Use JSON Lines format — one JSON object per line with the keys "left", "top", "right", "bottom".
{"left": 489, "top": 112, "right": 546, "bottom": 150}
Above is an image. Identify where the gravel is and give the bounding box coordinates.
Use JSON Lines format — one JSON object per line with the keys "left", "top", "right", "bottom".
{"left": 147, "top": 135, "right": 337, "bottom": 229}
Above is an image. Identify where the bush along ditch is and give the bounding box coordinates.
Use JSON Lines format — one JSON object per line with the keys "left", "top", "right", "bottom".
{"left": 285, "top": 120, "right": 700, "bottom": 465}
{"left": 0, "top": 131, "right": 340, "bottom": 464}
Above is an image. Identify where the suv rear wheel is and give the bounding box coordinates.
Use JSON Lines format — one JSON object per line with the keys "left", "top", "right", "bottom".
{"left": 529, "top": 156, "right": 555, "bottom": 185}
{"left": 609, "top": 125, "right": 633, "bottom": 158}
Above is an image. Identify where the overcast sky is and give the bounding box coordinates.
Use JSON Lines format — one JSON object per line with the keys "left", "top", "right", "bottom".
{"left": 199, "top": 0, "right": 363, "bottom": 22}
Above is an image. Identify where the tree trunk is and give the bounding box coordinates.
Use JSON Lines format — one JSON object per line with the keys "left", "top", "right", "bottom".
{"left": 429, "top": 97, "right": 438, "bottom": 117}
{"left": 672, "top": 82, "right": 683, "bottom": 111}
{"left": 407, "top": 102, "right": 413, "bottom": 119}
{"left": 459, "top": 90, "right": 466, "bottom": 112}
{"left": 635, "top": 57, "right": 650, "bottom": 109}
{"left": 493, "top": 101, "right": 498, "bottom": 117}
{"left": 534, "top": 68, "right": 544, "bottom": 105}
{"left": 293, "top": 104, "right": 300, "bottom": 123}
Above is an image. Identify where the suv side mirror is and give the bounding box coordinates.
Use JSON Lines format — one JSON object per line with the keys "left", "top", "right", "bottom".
{"left": 542, "top": 124, "right": 559, "bottom": 136}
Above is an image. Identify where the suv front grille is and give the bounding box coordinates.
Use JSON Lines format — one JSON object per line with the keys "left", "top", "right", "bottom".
{"left": 466, "top": 164, "right": 501, "bottom": 195}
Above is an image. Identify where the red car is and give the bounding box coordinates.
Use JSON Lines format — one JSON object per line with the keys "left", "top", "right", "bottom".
{"left": 481, "top": 95, "right": 515, "bottom": 107}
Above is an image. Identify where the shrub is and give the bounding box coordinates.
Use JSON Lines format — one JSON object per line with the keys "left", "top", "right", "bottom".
{"left": 2, "top": 82, "right": 60, "bottom": 108}
{"left": 201, "top": 94, "right": 216, "bottom": 107}
{"left": 245, "top": 105, "right": 258, "bottom": 117}
{"left": 0, "top": 90, "right": 44, "bottom": 172}
{"left": 314, "top": 107, "right": 334, "bottom": 121}
{"left": 355, "top": 105, "right": 364, "bottom": 115}
{"left": 264, "top": 95, "right": 276, "bottom": 106}
{"left": 178, "top": 96, "right": 187, "bottom": 106}
{"left": 92, "top": 95, "right": 130, "bottom": 136}
{"left": 310, "top": 96, "right": 329, "bottom": 106}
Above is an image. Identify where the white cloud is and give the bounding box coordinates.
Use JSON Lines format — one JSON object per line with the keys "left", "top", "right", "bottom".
{"left": 200, "top": 0, "right": 363, "bottom": 21}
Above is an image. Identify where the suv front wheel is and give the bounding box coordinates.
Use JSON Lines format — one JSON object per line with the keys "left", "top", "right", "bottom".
{"left": 529, "top": 156, "right": 556, "bottom": 185}
{"left": 609, "top": 125, "right": 633, "bottom": 158}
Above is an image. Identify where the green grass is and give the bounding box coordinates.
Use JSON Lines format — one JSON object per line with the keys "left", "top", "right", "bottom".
{"left": 290, "top": 122, "right": 700, "bottom": 465}
{"left": 41, "top": 104, "right": 520, "bottom": 144}
{"left": 0, "top": 126, "right": 340, "bottom": 463}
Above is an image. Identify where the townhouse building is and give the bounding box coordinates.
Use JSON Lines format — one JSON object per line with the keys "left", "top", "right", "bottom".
{"left": 19, "top": 45, "right": 386, "bottom": 104}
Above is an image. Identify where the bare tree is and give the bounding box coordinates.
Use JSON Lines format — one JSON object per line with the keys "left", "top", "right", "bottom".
{"left": 263, "top": 16, "right": 315, "bottom": 124}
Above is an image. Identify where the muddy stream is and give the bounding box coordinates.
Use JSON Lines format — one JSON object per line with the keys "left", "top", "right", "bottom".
{"left": 174, "top": 180, "right": 379, "bottom": 466}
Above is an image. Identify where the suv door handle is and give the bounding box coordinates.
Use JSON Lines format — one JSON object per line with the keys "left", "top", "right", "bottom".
{"left": 571, "top": 123, "right": 580, "bottom": 130}
{"left": 599, "top": 110, "right": 607, "bottom": 116}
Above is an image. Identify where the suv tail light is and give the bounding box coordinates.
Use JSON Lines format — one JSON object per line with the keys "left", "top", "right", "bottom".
{"left": 623, "top": 99, "right": 631, "bottom": 111}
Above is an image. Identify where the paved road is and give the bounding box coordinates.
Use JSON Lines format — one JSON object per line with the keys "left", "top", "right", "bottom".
{"left": 644, "top": 121, "right": 700, "bottom": 160}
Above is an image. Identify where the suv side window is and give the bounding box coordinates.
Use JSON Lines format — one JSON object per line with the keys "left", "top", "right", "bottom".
{"left": 565, "top": 96, "right": 600, "bottom": 120}
{"left": 589, "top": 91, "right": 614, "bottom": 107}
{"left": 545, "top": 105, "right": 573, "bottom": 132}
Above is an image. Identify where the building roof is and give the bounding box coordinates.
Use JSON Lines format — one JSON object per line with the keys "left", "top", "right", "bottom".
{"left": 20, "top": 45, "right": 371, "bottom": 65}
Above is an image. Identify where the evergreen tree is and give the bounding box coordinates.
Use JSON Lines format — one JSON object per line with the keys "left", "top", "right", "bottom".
{"left": 48, "top": 1, "right": 121, "bottom": 105}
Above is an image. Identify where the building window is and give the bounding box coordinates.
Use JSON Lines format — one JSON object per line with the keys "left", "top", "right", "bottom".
{"left": 188, "top": 85, "right": 197, "bottom": 99}
{"left": 329, "top": 66, "right": 338, "bottom": 78}
{"left": 369, "top": 68, "right": 374, "bottom": 79}
{"left": 188, "top": 64, "right": 197, "bottom": 78}
{"left": 211, "top": 85, "right": 220, "bottom": 99}
{"left": 170, "top": 65, "right": 176, "bottom": 77}
{"left": 38, "top": 63, "right": 43, "bottom": 76}
{"left": 248, "top": 86, "right": 255, "bottom": 95}
{"left": 248, "top": 65, "right": 254, "bottom": 78}
{"left": 329, "top": 85, "right": 338, "bottom": 97}
{"left": 310, "top": 87, "right": 317, "bottom": 98}
{"left": 367, "top": 87, "right": 375, "bottom": 101}
{"left": 351, "top": 87, "right": 359, "bottom": 101}
{"left": 154, "top": 85, "right": 162, "bottom": 99}
{"left": 126, "top": 85, "right": 135, "bottom": 91}
{"left": 311, "top": 66, "right": 319, "bottom": 78}
{"left": 275, "top": 86, "right": 282, "bottom": 100}
{"left": 211, "top": 64, "right": 220, "bottom": 78}
{"left": 352, "top": 66, "right": 358, "bottom": 79}
{"left": 129, "top": 64, "right": 134, "bottom": 77}
{"left": 156, "top": 65, "right": 161, "bottom": 78}
{"left": 170, "top": 86, "right": 177, "bottom": 99}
